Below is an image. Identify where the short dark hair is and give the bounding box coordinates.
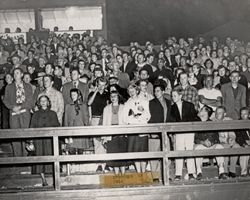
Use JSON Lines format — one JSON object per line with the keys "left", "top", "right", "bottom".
{"left": 154, "top": 84, "right": 165, "bottom": 92}
{"left": 229, "top": 70, "right": 240, "bottom": 77}
{"left": 240, "top": 107, "right": 249, "bottom": 113}
{"left": 13, "top": 67, "right": 23, "bottom": 74}
{"left": 201, "top": 105, "right": 213, "bottom": 118}
{"left": 172, "top": 87, "right": 183, "bottom": 95}
{"left": 43, "top": 74, "right": 54, "bottom": 82}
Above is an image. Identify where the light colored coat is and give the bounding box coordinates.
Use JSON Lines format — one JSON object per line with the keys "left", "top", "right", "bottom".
{"left": 102, "top": 104, "right": 125, "bottom": 126}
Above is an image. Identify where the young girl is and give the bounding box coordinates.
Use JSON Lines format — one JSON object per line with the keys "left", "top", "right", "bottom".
{"left": 64, "top": 88, "right": 93, "bottom": 173}
{"left": 30, "top": 95, "right": 60, "bottom": 186}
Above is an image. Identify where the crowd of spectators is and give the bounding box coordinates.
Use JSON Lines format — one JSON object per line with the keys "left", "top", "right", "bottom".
{"left": 0, "top": 28, "right": 250, "bottom": 184}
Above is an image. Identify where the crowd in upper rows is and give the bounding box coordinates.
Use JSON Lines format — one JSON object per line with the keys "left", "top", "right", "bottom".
{"left": 0, "top": 29, "right": 250, "bottom": 182}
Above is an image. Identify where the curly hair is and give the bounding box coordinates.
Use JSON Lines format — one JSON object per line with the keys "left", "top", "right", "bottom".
{"left": 37, "top": 95, "right": 51, "bottom": 110}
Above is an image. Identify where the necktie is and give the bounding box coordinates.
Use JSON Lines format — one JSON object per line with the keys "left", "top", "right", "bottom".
{"left": 73, "top": 82, "right": 77, "bottom": 88}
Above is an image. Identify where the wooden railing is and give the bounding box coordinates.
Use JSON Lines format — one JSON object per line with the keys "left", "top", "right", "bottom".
{"left": 1, "top": 120, "right": 250, "bottom": 190}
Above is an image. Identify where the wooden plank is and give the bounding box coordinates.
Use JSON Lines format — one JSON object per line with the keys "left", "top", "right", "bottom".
{"left": 53, "top": 136, "right": 60, "bottom": 191}
{"left": 168, "top": 148, "right": 250, "bottom": 158}
{"left": 0, "top": 156, "right": 56, "bottom": 164}
{"left": 1, "top": 148, "right": 250, "bottom": 165}
{"left": 161, "top": 131, "right": 169, "bottom": 186}
{"left": 0, "top": 120, "right": 250, "bottom": 138}
{"left": 58, "top": 152, "right": 164, "bottom": 162}
{"left": 1, "top": 182, "right": 250, "bottom": 200}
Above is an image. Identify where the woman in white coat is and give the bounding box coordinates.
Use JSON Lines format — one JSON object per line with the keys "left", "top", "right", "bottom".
{"left": 102, "top": 91, "right": 127, "bottom": 175}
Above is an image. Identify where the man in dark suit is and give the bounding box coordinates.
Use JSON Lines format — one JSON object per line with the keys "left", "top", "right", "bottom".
{"left": 164, "top": 48, "right": 177, "bottom": 71}
{"left": 235, "top": 107, "right": 250, "bottom": 177}
{"left": 45, "top": 46, "right": 57, "bottom": 64}
{"left": 61, "top": 68, "right": 89, "bottom": 105}
{"left": 170, "top": 87, "right": 197, "bottom": 181}
{"left": 148, "top": 84, "right": 172, "bottom": 181}
{"left": 120, "top": 52, "right": 137, "bottom": 80}
{"left": 50, "top": 36, "right": 59, "bottom": 54}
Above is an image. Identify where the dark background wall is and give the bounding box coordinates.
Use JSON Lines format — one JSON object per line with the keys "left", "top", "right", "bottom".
{"left": 1, "top": 0, "right": 250, "bottom": 45}
{"left": 106, "top": 0, "right": 250, "bottom": 45}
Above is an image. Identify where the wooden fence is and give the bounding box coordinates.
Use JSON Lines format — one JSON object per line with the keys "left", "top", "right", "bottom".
{"left": 0, "top": 120, "right": 250, "bottom": 190}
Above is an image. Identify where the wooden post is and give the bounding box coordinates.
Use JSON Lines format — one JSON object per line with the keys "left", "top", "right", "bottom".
{"left": 53, "top": 136, "right": 60, "bottom": 190}
{"left": 162, "top": 131, "right": 170, "bottom": 186}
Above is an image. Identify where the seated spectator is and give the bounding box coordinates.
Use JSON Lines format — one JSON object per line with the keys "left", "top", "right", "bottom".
{"left": 30, "top": 95, "right": 60, "bottom": 186}
{"left": 194, "top": 105, "right": 227, "bottom": 180}
{"left": 235, "top": 107, "right": 250, "bottom": 177}
{"left": 198, "top": 75, "right": 222, "bottom": 113}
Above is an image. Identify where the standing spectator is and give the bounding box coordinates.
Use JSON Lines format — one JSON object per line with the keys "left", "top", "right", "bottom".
{"left": 123, "top": 84, "right": 151, "bottom": 173}
{"left": 88, "top": 77, "right": 109, "bottom": 172}
{"left": 3, "top": 68, "right": 33, "bottom": 159}
{"left": 138, "top": 68, "right": 154, "bottom": 95}
{"left": 64, "top": 88, "right": 92, "bottom": 173}
{"left": 148, "top": 84, "right": 172, "bottom": 181}
{"left": 45, "top": 46, "right": 57, "bottom": 64}
{"left": 0, "top": 44, "right": 9, "bottom": 65}
{"left": 121, "top": 52, "right": 137, "bottom": 80}
{"left": 194, "top": 105, "right": 227, "bottom": 180}
{"left": 174, "top": 72, "right": 199, "bottom": 110}
{"left": 0, "top": 73, "right": 13, "bottom": 129}
{"left": 38, "top": 75, "right": 64, "bottom": 124}
{"left": 221, "top": 71, "right": 246, "bottom": 119}
{"left": 30, "top": 95, "right": 60, "bottom": 186}
{"left": 170, "top": 88, "right": 197, "bottom": 181}
{"left": 164, "top": 48, "right": 177, "bottom": 70}
{"left": 103, "top": 91, "right": 127, "bottom": 175}
{"left": 33, "top": 72, "right": 45, "bottom": 103}
{"left": 62, "top": 68, "right": 89, "bottom": 105}
{"left": 213, "top": 106, "right": 240, "bottom": 178}
{"left": 138, "top": 79, "right": 154, "bottom": 101}
{"left": 22, "top": 49, "right": 39, "bottom": 69}
{"left": 235, "top": 107, "right": 250, "bottom": 177}
{"left": 10, "top": 54, "right": 26, "bottom": 73}
{"left": 111, "top": 61, "right": 130, "bottom": 89}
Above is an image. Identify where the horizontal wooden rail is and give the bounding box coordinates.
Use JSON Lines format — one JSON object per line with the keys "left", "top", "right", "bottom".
{"left": 0, "top": 152, "right": 164, "bottom": 164}
{"left": 0, "top": 120, "right": 249, "bottom": 139}
{"left": 1, "top": 148, "right": 250, "bottom": 165}
{"left": 1, "top": 120, "right": 250, "bottom": 190}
